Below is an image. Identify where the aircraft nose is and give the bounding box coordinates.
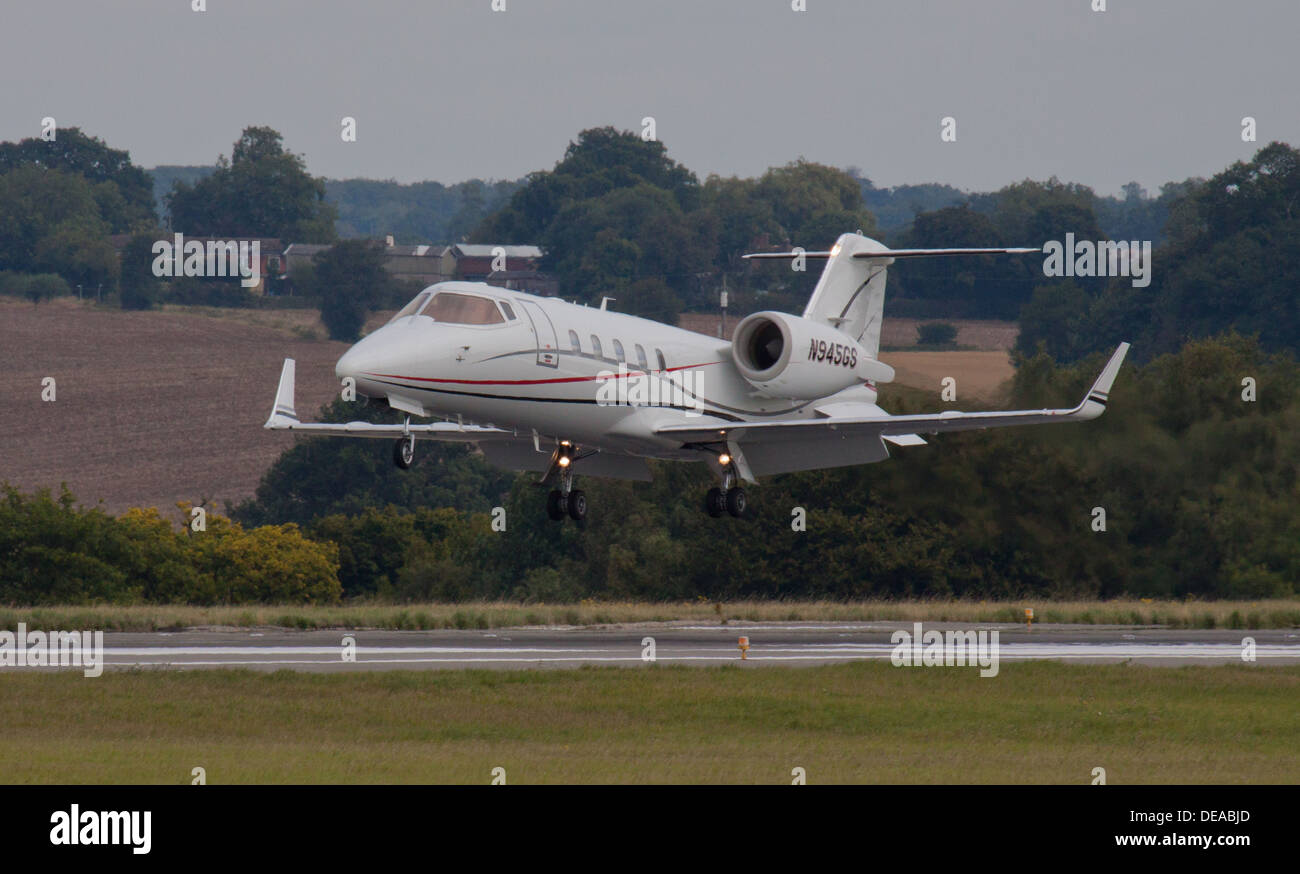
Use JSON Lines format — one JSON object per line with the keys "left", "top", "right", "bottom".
{"left": 335, "top": 331, "right": 391, "bottom": 383}
{"left": 335, "top": 345, "right": 362, "bottom": 382}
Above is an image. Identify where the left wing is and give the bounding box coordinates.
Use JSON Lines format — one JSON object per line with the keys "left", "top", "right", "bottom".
{"left": 263, "top": 358, "right": 514, "bottom": 441}
{"left": 263, "top": 358, "right": 654, "bottom": 480}
{"left": 656, "top": 343, "right": 1129, "bottom": 445}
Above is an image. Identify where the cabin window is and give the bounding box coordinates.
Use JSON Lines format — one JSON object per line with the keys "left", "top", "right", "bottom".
{"left": 590, "top": 335, "right": 603, "bottom": 358}
{"left": 612, "top": 339, "right": 625, "bottom": 362}
{"left": 569, "top": 330, "right": 581, "bottom": 352}
{"left": 390, "top": 290, "right": 432, "bottom": 322}
{"left": 500, "top": 301, "right": 516, "bottom": 320}
{"left": 634, "top": 344, "right": 648, "bottom": 369}
{"left": 655, "top": 348, "right": 666, "bottom": 371}
{"left": 424, "top": 292, "right": 505, "bottom": 325}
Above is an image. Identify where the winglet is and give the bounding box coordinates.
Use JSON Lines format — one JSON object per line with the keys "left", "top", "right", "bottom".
{"left": 265, "top": 358, "right": 299, "bottom": 429}
{"left": 1083, "top": 342, "right": 1130, "bottom": 410}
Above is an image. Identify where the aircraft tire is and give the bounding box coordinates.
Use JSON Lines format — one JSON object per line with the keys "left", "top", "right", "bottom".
{"left": 705, "top": 487, "right": 725, "bottom": 518}
{"left": 567, "top": 489, "right": 587, "bottom": 522}
{"left": 393, "top": 436, "right": 414, "bottom": 469}
{"left": 547, "top": 489, "right": 566, "bottom": 521}
{"left": 726, "top": 487, "right": 747, "bottom": 518}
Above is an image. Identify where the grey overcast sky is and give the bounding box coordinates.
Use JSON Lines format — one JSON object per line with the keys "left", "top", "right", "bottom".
{"left": 1, "top": 0, "right": 1295, "bottom": 195}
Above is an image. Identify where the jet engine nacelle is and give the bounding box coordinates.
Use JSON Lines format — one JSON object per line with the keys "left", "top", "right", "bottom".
{"left": 730, "top": 311, "right": 894, "bottom": 400}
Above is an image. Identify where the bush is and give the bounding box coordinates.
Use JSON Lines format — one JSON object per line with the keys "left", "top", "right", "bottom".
{"left": 0, "top": 486, "right": 342, "bottom": 605}
{"left": 0, "top": 272, "right": 72, "bottom": 304}
{"left": 916, "top": 321, "right": 958, "bottom": 346}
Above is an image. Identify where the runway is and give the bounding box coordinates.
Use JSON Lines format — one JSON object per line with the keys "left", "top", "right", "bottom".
{"left": 22, "top": 623, "right": 1300, "bottom": 672}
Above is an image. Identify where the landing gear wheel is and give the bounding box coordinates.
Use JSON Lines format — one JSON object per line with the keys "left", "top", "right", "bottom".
{"left": 393, "top": 436, "right": 415, "bottom": 469}
{"left": 726, "top": 487, "right": 747, "bottom": 518}
{"left": 705, "top": 487, "right": 726, "bottom": 518}
{"left": 567, "top": 489, "right": 587, "bottom": 522}
{"left": 546, "top": 489, "right": 567, "bottom": 521}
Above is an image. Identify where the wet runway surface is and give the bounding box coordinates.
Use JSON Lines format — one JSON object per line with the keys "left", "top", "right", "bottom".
{"left": 38, "top": 623, "right": 1300, "bottom": 672}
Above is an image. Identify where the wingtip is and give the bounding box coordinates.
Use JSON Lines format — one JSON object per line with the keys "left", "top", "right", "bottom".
{"left": 1083, "top": 342, "right": 1131, "bottom": 410}
{"left": 266, "top": 358, "right": 299, "bottom": 428}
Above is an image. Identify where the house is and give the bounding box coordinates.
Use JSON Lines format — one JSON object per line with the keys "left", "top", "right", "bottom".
{"left": 280, "top": 238, "right": 554, "bottom": 295}
{"left": 282, "top": 243, "right": 332, "bottom": 275}
{"left": 381, "top": 237, "right": 449, "bottom": 286}
{"left": 442, "top": 244, "right": 544, "bottom": 282}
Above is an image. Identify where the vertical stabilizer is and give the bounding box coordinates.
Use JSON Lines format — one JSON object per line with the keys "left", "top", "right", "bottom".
{"left": 802, "top": 233, "right": 893, "bottom": 358}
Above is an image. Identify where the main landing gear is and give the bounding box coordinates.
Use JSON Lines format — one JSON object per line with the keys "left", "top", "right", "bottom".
{"left": 704, "top": 451, "right": 748, "bottom": 519}
{"left": 393, "top": 434, "right": 415, "bottom": 469}
{"left": 545, "top": 442, "right": 587, "bottom": 524}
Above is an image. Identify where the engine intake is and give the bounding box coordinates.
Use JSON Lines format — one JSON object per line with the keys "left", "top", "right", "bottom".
{"left": 732, "top": 311, "right": 893, "bottom": 399}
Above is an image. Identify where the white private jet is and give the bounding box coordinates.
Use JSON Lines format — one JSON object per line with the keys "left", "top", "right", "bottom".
{"left": 266, "top": 232, "right": 1129, "bottom": 523}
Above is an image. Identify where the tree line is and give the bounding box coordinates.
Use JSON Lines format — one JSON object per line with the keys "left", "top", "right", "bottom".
{"left": 230, "top": 334, "right": 1297, "bottom": 603}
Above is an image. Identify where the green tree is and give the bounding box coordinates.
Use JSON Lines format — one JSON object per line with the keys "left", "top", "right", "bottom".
{"left": 33, "top": 226, "right": 119, "bottom": 291}
{"left": 0, "top": 127, "right": 155, "bottom": 231}
{"left": 311, "top": 240, "right": 387, "bottom": 340}
{"left": 0, "top": 166, "right": 107, "bottom": 275}
{"left": 754, "top": 159, "right": 876, "bottom": 246}
{"left": 119, "top": 231, "right": 166, "bottom": 309}
{"left": 167, "top": 126, "right": 337, "bottom": 242}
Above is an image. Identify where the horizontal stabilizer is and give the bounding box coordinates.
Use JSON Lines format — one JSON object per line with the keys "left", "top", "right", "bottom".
{"left": 744, "top": 247, "right": 1040, "bottom": 260}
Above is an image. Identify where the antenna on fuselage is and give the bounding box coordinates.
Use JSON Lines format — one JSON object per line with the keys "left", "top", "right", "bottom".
{"left": 599, "top": 297, "right": 616, "bottom": 311}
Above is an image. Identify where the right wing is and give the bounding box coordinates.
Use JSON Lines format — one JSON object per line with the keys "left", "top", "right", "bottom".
{"left": 655, "top": 344, "right": 1129, "bottom": 476}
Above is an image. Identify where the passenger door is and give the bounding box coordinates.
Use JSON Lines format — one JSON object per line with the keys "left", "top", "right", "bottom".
{"left": 517, "top": 300, "right": 559, "bottom": 368}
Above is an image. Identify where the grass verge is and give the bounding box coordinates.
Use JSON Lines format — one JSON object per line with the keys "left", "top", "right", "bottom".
{"left": 0, "top": 662, "right": 1295, "bottom": 783}
{"left": 1, "top": 599, "right": 1297, "bottom": 632}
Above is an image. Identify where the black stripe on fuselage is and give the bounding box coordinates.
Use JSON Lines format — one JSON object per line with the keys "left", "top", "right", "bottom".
{"left": 473, "top": 347, "right": 819, "bottom": 418}
{"left": 371, "top": 378, "right": 748, "bottom": 422}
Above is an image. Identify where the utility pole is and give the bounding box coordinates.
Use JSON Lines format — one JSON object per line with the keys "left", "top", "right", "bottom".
{"left": 719, "top": 273, "right": 728, "bottom": 339}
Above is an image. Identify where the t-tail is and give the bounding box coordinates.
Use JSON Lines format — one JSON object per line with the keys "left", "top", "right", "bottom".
{"left": 745, "top": 233, "right": 1040, "bottom": 358}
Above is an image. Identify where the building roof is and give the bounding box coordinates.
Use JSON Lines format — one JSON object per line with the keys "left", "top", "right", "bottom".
{"left": 450, "top": 244, "right": 543, "bottom": 259}
{"left": 386, "top": 244, "right": 448, "bottom": 258}
{"left": 283, "top": 243, "right": 331, "bottom": 257}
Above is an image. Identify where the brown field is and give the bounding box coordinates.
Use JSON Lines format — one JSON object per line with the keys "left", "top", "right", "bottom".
{"left": 0, "top": 297, "right": 349, "bottom": 514}
{"left": 884, "top": 350, "right": 1015, "bottom": 401}
{"left": 880, "top": 317, "right": 1018, "bottom": 351}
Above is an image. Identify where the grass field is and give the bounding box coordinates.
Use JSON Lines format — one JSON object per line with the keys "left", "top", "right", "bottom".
{"left": 4, "top": 599, "right": 1298, "bottom": 632}
{"left": 0, "top": 662, "right": 1295, "bottom": 783}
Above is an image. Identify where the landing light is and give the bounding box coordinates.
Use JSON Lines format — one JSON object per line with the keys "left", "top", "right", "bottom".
{"left": 558, "top": 456, "right": 571, "bottom": 468}
{"left": 718, "top": 453, "right": 731, "bottom": 466}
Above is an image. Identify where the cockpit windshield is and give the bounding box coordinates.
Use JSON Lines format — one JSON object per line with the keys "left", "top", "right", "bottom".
{"left": 389, "top": 291, "right": 432, "bottom": 323}
{"left": 388, "top": 290, "right": 506, "bottom": 325}
{"left": 425, "top": 292, "right": 505, "bottom": 325}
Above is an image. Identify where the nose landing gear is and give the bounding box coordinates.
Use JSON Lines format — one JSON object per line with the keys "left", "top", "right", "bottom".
{"left": 543, "top": 441, "right": 587, "bottom": 524}
{"left": 704, "top": 451, "right": 748, "bottom": 519}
